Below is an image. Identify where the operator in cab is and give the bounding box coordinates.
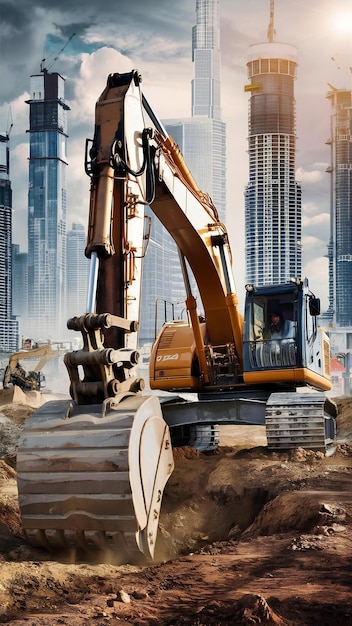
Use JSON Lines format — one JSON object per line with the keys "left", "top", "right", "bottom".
{"left": 269, "top": 311, "right": 285, "bottom": 339}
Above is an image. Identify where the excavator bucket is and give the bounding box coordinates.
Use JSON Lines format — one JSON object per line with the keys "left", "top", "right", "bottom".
{"left": 17, "top": 393, "right": 174, "bottom": 563}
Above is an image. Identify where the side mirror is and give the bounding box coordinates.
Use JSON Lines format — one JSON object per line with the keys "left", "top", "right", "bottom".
{"left": 309, "top": 297, "right": 321, "bottom": 316}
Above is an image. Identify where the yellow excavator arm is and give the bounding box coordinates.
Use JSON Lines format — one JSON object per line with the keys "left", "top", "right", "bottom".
{"left": 7, "top": 345, "right": 57, "bottom": 373}
{"left": 83, "top": 70, "right": 243, "bottom": 393}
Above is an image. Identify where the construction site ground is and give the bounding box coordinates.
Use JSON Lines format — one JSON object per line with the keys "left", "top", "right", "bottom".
{"left": 0, "top": 387, "right": 351, "bottom": 625}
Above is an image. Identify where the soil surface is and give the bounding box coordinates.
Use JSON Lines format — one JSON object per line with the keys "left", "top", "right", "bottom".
{"left": 0, "top": 391, "right": 351, "bottom": 625}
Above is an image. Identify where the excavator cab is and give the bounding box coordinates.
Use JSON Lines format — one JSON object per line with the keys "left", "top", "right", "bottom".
{"left": 242, "top": 278, "right": 331, "bottom": 391}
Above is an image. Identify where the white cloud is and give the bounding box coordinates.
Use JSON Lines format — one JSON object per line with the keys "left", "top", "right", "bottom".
{"left": 302, "top": 234, "right": 325, "bottom": 246}
{"left": 71, "top": 49, "right": 131, "bottom": 121}
{"left": 302, "top": 256, "right": 329, "bottom": 309}
{"left": 302, "top": 212, "right": 330, "bottom": 227}
{"left": 296, "top": 166, "right": 324, "bottom": 184}
{"left": 302, "top": 201, "right": 320, "bottom": 215}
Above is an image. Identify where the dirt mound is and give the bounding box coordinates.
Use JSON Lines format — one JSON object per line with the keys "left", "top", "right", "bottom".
{"left": 180, "top": 593, "right": 285, "bottom": 625}
{"left": 0, "top": 398, "right": 37, "bottom": 460}
{"left": 0, "top": 461, "right": 23, "bottom": 550}
{"left": 0, "top": 460, "right": 16, "bottom": 481}
{"left": 335, "top": 396, "right": 352, "bottom": 439}
{"left": 0, "top": 387, "right": 43, "bottom": 410}
{"left": 243, "top": 491, "right": 350, "bottom": 538}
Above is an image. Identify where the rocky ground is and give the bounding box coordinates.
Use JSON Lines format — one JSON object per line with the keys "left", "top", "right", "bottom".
{"left": 0, "top": 390, "right": 351, "bottom": 625}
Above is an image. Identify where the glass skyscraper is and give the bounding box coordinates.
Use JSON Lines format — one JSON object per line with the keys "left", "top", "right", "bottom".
{"left": 244, "top": 12, "right": 302, "bottom": 286}
{"left": 0, "top": 128, "right": 18, "bottom": 351}
{"left": 139, "top": 213, "right": 186, "bottom": 347}
{"left": 191, "top": 0, "right": 221, "bottom": 119}
{"left": 139, "top": 0, "right": 226, "bottom": 346}
{"left": 164, "top": 117, "right": 226, "bottom": 222}
{"left": 325, "top": 88, "right": 352, "bottom": 327}
{"left": 12, "top": 244, "right": 28, "bottom": 335}
{"left": 165, "top": 0, "right": 226, "bottom": 221}
{"left": 26, "top": 70, "right": 69, "bottom": 340}
{"left": 66, "top": 222, "right": 90, "bottom": 324}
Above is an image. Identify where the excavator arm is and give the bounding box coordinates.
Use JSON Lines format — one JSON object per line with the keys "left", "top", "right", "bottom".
{"left": 83, "top": 70, "right": 243, "bottom": 390}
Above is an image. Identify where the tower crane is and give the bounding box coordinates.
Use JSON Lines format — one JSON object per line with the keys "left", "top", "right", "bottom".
{"left": 40, "top": 33, "right": 76, "bottom": 72}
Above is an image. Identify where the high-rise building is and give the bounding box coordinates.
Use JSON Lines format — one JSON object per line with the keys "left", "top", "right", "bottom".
{"left": 164, "top": 0, "right": 226, "bottom": 220}
{"left": 325, "top": 87, "right": 352, "bottom": 327}
{"left": 25, "top": 69, "right": 69, "bottom": 340}
{"left": 164, "top": 117, "right": 226, "bottom": 221}
{"left": 139, "top": 0, "right": 226, "bottom": 346}
{"left": 191, "top": 0, "right": 221, "bottom": 120}
{"left": 138, "top": 214, "right": 185, "bottom": 348}
{"left": 66, "top": 222, "right": 90, "bottom": 322}
{"left": 244, "top": 2, "right": 302, "bottom": 286}
{"left": 0, "top": 127, "right": 19, "bottom": 351}
{"left": 12, "top": 244, "right": 28, "bottom": 337}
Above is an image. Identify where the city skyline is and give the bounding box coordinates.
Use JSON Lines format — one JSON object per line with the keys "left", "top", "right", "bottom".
{"left": 1, "top": 0, "right": 352, "bottom": 311}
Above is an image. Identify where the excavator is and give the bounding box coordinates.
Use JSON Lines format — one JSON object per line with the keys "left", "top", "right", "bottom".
{"left": 16, "top": 70, "right": 337, "bottom": 564}
{"left": 3, "top": 343, "right": 58, "bottom": 391}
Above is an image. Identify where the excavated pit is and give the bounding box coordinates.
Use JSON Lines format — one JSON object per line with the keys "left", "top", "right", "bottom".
{"left": 1, "top": 412, "right": 351, "bottom": 566}
{"left": 153, "top": 432, "right": 352, "bottom": 564}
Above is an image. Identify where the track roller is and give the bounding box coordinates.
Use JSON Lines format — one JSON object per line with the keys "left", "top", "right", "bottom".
{"left": 265, "top": 391, "right": 337, "bottom": 455}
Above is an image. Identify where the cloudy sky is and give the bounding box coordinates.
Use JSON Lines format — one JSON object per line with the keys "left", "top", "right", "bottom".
{"left": 1, "top": 0, "right": 352, "bottom": 310}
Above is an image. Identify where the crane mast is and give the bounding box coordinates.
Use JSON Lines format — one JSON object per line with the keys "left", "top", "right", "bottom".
{"left": 267, "top": 0, "right": 276, "bottom": 43}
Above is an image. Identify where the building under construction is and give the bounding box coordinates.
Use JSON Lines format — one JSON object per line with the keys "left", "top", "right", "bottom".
{"left": 244, "top": 0, "right": 302, "bottom": 286}
{"left": 26, "top": 69, "right": 69, "bottom": 340}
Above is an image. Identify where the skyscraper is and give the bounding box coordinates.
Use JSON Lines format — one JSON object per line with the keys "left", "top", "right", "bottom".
{"left": 26, "top": 69, "right": 69, "bottom": 340}
{"left": 191, "top": 0, "right": 221, "bottom": 119}
{"left": 0, "top": 126, "right": 19, "bottom": 351}
{"left": 139, "top": 0, "right": 226, "bottom": 346}
{"left": 66, "top": 222, "right": 90, "bottom": 322}
{"left": 165, "top": 0, "right": 226, "bottom": 220}
{"left": 325, "top": 87, "right": 352, "bottom": 327}
{"left": 244, "top": 1, "right": 302, "bottom": 286}
{"left": 12, "top": 244, "right": 28, "bottom": 336}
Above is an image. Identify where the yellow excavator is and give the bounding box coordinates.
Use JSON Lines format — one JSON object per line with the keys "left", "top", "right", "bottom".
{"left": 16, "top": 70, "right": 336, "bottom": 563}
{"left": 3, "top": 343, "right": 58, "bottom": 391}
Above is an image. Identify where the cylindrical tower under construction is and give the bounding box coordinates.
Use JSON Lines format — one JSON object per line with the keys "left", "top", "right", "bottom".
{"left": 245, "top": 39, "right": 302, "bottom": 286}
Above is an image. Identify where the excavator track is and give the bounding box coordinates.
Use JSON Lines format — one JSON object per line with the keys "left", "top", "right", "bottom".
{"left": 17, "top": 394, "right": 174, "bottom": 563}
{"left": 265, "top": 392, "right": 337, "bottom": 455}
